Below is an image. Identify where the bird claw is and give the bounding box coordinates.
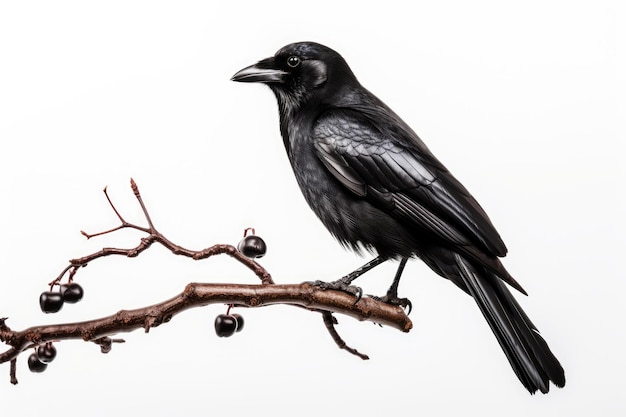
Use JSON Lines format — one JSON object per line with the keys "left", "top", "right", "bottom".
{"left": 369, "top": 294, "right": 412, "bottom": 315}
{"left": 305, "top": 280, "right": 363, "bottom": 304}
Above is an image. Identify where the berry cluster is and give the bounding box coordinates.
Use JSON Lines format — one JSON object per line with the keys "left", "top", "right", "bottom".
{"left": 39, "top": 282, "right": 84, "bottom": 314}
{"left": 27, "top": 342, "right": 57, "bottom": 373}
{"left": 212, "top": 227, "right": 266, "bottom": 338}
{"left": 214, "top": 313, "right": 245, "bottom": 338}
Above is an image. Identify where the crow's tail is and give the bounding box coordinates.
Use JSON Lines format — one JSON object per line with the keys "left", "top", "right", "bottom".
{"left": 453, "top": 253, "right": 566, "bottom": 394}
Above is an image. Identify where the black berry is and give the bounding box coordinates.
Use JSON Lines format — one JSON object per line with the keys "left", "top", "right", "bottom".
{"left": 39, "top": 291, "right": 64, "bottom": 314}
{"left": 61, "top": 282, "right": 84, "bottom": 304}
{"left": 214, "top": 314, "right": 238, "bottom": 337}
{"left": 28, "top": 353, "right": 47, "bottom": 373}
{"left": 237, "top": 235, "right": 267, "bottom": 259}
{"left": 36, "top": 343, "right": 57, "bottom": 364}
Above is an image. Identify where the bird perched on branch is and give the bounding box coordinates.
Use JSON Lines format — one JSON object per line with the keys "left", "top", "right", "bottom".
{"left": 232, "top": 41, "right": 565, "bottom": 394}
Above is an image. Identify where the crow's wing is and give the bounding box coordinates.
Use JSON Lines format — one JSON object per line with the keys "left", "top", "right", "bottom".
{"left": 313, "top": 108, "right": 508, "bottom": 261}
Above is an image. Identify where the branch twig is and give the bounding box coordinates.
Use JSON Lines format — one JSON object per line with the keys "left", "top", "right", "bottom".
{"left": 322, "top": 311, "right": 370, "bottom": 360}
{"left": 48, "top": 178, "right": 273, "bottom": 288}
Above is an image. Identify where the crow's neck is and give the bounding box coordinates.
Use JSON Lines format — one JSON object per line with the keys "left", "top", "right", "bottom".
{"left": 273, "top": 91, "right": 319, "bottom": 159}
{"left": 272, "top": 82, "right": 359, "bottom": 157}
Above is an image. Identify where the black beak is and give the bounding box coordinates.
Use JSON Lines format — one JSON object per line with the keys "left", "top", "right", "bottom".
{"left": 231, "top": 57, "right": 287, "bottom": 83}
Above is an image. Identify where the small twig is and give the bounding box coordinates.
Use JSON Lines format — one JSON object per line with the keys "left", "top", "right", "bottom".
{"left": 48, "top": 265, "right": 78, "bottom": 289}
{"left": 130, "top": 178, "right": 156, "bottom": 230}
{"left": 80, "top": 183, "right": 150, "bottom": 238}
{"left": 322, "top": 311, "right": 369, "bottom": 360}
{"left": 9, "top": 359, "right": 17, "bottom": 385}
{"left": 50, "top": 180, "right": 273, "bottom": 287}
{"left": 106, "top": 185, "right": 129, "bottom": 225}
{"left": 92, "top": 336, "right": 125, "bottom": 354}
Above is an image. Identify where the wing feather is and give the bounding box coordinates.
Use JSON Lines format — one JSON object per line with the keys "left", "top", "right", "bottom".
{"left": 314, "top": 109, "right": 507, "bottom": 258}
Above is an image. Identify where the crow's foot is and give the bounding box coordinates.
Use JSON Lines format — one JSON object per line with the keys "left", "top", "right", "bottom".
{"left": 370, "top": 293, "right": 412, "bottom": 315}
{"left": 306, "top": 278, "right": 363, "bottom": 303}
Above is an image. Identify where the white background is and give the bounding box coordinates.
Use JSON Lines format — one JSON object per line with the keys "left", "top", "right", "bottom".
{"left": 1, "top": 1, "right": 624, "bottom": 415}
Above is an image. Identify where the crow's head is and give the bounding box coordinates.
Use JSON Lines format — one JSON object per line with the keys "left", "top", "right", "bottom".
{"left": 232, "top": 42, "right": 358, "bottom": 111}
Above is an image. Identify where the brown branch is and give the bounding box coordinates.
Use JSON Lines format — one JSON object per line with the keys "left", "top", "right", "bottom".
{"left": 0, "top": 284, "right": 412, "bottom": 365}
{"left": 49, "top": 179, "right": 273, "bottom": 288}
{"left": 2, "top": 181, "right": 413, "bottom": 384}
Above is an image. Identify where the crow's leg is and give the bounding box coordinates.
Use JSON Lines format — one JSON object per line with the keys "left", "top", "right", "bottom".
{"left": 375, "top": 257, "right": 412, "bottom": 313}
{"left": 308, "top": 256, "right": 388, "bottom": 301}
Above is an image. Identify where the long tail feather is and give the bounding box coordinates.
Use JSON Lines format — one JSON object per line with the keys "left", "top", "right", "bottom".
{"left": 453, "top": 253, "right": 566, "bottom": 394}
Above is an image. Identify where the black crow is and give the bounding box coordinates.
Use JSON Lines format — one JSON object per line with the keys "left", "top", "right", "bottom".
{"left": 232, "top": 41, "right": 565, "bottom": 394}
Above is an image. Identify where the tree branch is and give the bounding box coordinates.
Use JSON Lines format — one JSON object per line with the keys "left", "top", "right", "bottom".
{"left": 0, "top": 283, "right": 412, "bottom": 365}
{"left": 1, "top": 180, "right": 413, "bottom": 384}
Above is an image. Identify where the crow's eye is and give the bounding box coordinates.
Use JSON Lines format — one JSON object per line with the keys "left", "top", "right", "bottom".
{"left": 287, "top": 56, "right": 301, "bottom": 68}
